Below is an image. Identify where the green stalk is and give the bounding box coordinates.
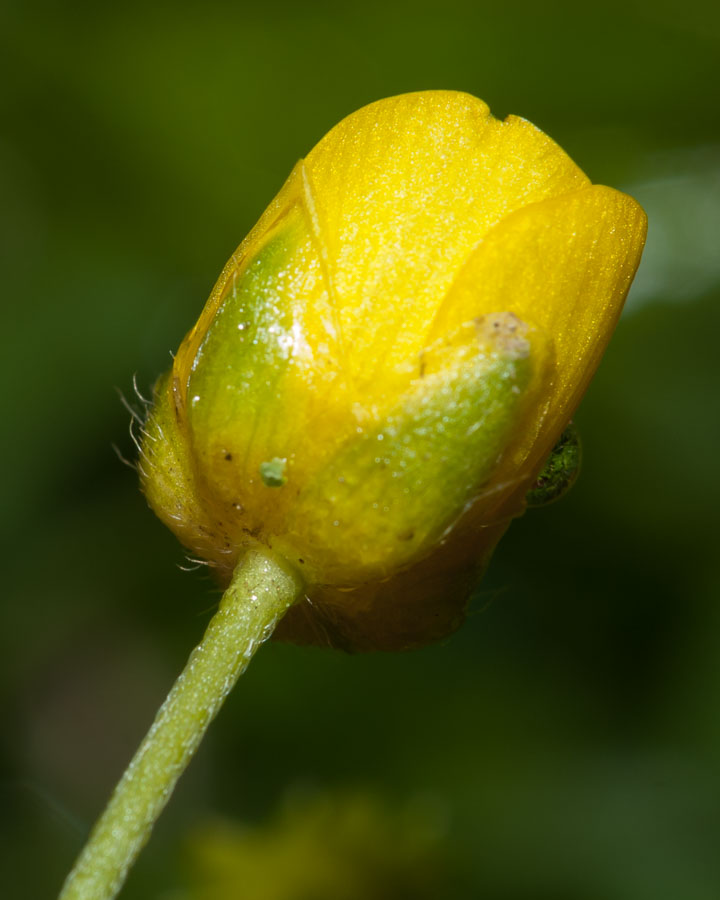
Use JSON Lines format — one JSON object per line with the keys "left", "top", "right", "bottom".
{"left": 59, "top": 547, "right": 304, "bottom": 900}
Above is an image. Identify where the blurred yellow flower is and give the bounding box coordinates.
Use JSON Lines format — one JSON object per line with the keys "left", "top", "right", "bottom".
{"left": 179, "top": 790, "right": 448, "bottom": 900}
{"left": 140, "top": 91, "right": 646, "bottom": 651}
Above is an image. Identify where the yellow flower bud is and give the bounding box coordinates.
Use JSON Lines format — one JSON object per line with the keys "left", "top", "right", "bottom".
{"left": 140, "top": 91, "right": 646, "bottom": 651}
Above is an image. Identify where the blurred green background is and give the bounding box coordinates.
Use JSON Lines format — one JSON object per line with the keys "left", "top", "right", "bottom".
{"left": 2, "top": 0, "right": 720, "bottom": 897}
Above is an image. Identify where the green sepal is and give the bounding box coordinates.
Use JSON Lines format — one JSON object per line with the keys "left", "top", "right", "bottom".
{"left": 282, "top": 313, "right": 545, "bottom": 582}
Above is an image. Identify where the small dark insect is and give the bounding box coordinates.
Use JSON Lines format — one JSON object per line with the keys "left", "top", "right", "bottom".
{"left": 526, "top": 422, "right": 582, "bottom": 508}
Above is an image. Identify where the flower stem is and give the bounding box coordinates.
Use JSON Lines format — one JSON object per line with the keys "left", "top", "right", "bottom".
{"left": 59, "top": 547, "right": 304, "bottom": 900}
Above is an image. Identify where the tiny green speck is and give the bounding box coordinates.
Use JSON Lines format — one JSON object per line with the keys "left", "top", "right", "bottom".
{"left": 260, "top": 457, "right": 287, "bottom": 487}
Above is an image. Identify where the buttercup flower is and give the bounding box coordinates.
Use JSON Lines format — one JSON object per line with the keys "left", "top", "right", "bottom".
{"left": 140, "top": 91, "right": 646, "bottom": 651}
{"left": 60, "top": 94, "right": 648, "bottom": 900}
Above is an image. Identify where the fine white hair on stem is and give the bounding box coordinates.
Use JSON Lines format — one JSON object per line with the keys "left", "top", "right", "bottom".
{"left": 116, "top": 386, "right": 145, "bottom": 424}
{"left": 132, "top": 373, "right": 153, "bottom": 408}
{"left": 111, "top": 442, "right": 138, "bottom": 472}
{"left": 177, "top": 556, "right": 212, "bottom": 573}
{"left": 128, "top": 415, "right": 143, "bottom": 456}
{"left": 116, "top": 376, "right": 159, "bottom": 477}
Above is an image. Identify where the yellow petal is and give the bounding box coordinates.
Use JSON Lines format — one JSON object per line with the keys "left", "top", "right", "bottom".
{"left": 303, "top": 91, "right": 590, "bottom": 388}
{"left": 427, "top": 183, "right": 647, "bottom": 492}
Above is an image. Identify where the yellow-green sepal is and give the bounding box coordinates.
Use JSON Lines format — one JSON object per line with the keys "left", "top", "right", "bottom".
{"left": 278, "top": 313, "right": 548, "bottom": 584}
